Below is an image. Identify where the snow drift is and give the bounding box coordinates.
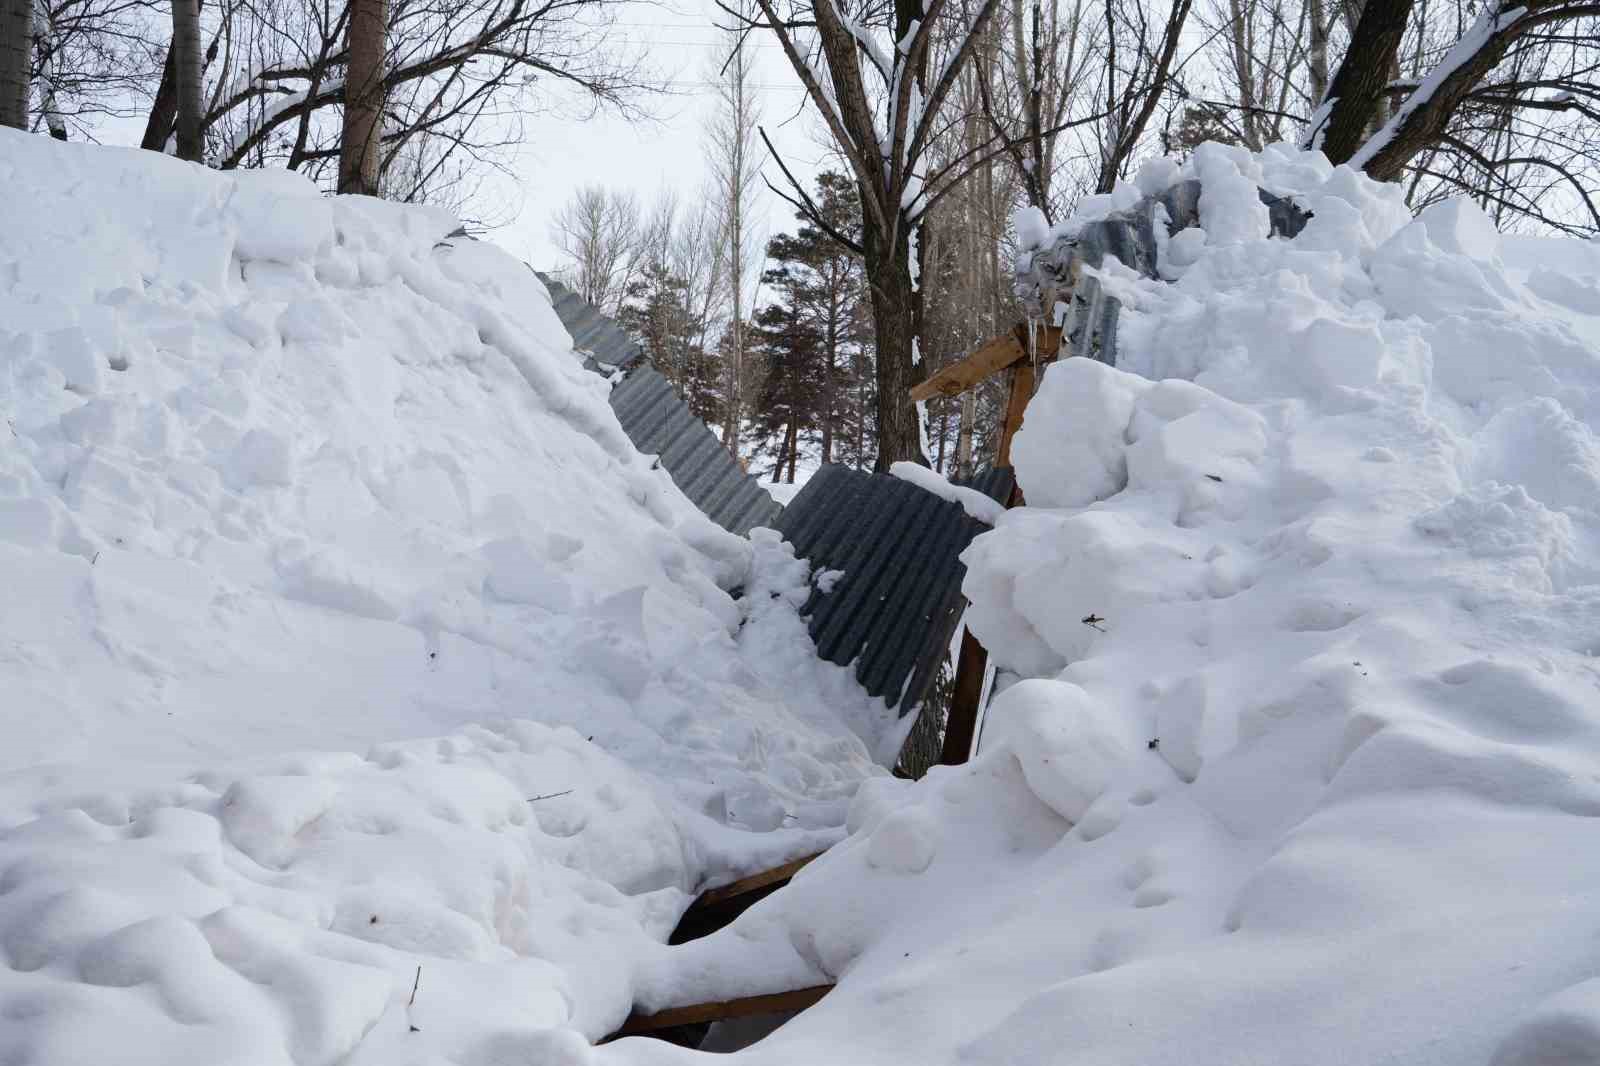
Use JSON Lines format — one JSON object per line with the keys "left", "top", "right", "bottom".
{"left": 0, "top": 129, "right": 895, "bottom": 1063}
{"left": 624, "top": 143, "right": 1600, "bottom": 1066}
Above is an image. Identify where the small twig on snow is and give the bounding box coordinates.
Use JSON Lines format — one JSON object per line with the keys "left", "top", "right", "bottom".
{"left": 407, "top": 964, "right": 422, "bottom": 1032}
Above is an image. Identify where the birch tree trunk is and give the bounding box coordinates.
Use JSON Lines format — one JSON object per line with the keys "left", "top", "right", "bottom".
{"left": 339, "top": 0, "right": 387, "bottom": 195}
{"left": 1308, "top": 0, "right": 1330, "bottom": 106}
{"left": 0, "top": 0, "right": 29, "bottom": 131}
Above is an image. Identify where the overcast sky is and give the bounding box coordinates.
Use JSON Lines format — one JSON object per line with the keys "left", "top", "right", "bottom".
{"left": 488, "top": 0, "right": 834, "bottom": 276}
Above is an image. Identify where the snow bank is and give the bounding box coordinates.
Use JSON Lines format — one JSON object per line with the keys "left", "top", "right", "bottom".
{"left": 0, "top": 130, "right": 894, "bottom": 1061}
{"left": 627, "top": 144, "right": 1600, "bottom": 1066}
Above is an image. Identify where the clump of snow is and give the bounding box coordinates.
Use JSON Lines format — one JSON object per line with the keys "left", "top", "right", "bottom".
{"left": 0, "top": 130, "right": 897, "bottom": 1060}
{"left": 1011, "top": 205, "right": 1051, "bottom": 252}
{"left": 889, "top": 461, "right": 1005, "bottom": 524}
{"left": 634, "top": 144, "right": 1600, "bottom": 1066}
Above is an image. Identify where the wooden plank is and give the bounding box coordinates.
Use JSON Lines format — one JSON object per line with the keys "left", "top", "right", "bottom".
{"left": 939, "top": 626, "right": 989, "bottom": 766}
{"left": 668, "top": 853, "right": 823, "bottom": 945}
{"left": 909, "top": 333, "right": 1027, "bottom": 403}
{"left": 692, "top": 854, "right": 819, "bottom": 910}
{"left": 609, "top": 985, "right": 835, "bottom": 1038}
{"left": 995, "top": 360, "right": 1036, "bottom": 469}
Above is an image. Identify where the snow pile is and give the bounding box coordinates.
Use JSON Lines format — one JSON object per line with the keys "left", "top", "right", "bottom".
{"left": 624, "top": 143, "right": 1600, "bottom": 1066}
{"left": 0, "top": 129, "right": 894, "bottom": 1061}
{"left": 888, "top": 461, "right": 1005, "bottom": 524}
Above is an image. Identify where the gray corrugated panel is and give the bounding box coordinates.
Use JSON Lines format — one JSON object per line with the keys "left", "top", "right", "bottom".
{"left": 775, "top": 464, "right": 1015, "bottom": 722}
{"left": 536, "top": 273, "right": 783, "bottom": 537}
{"left": 605, "top": 365, "right": 784, "bottom": 537}
{"left": 536, "top": 272, "right": 645, "bottom": 370}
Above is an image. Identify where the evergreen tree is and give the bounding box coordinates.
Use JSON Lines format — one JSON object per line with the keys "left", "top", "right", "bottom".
{"left": 618, "top": 262, "right": 723, "bottom": 425}
{"left": 749, "top": 172, "right": 874, "bottom": 479}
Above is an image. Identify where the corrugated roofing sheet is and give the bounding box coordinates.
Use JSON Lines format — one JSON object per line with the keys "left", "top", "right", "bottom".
{"left": 536, "top": 273, "right": 783, "bottom": 537}
{"left": 775, "top": 464, "right": 1014, "bottom": 719}
{"left": 608, "top": 366, "right": 784, "bottom": 537}
{"left": 537, "top": 273, "right": 645, "bottom": 371}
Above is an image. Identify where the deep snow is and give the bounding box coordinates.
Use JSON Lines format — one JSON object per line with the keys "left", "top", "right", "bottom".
{"left": 612, "top": 144, "right": 1600, "bottom": 1066}
{"left": 0, "top": 129, "right": 895, "bottom": 1063}
{"left": 6, "top": 126, "right": 1600, "bottom": 1066}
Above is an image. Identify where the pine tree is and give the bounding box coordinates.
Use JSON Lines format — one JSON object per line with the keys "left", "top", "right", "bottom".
{"left": 618, "top": 262, "right": 723, "bottom": 425}
{"left": 749, "top": 172, "right": 872, "bottom": 479}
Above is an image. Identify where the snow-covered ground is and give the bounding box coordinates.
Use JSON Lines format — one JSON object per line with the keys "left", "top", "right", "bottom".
{"left": 0, "top": 129, "right": 897, "bottom": 1064}
{"left": 7, "top": 127, "right": 1600, "bottom": 1066}
{"left": 616, "top": 144, "right": 1600, "bottom": 1066}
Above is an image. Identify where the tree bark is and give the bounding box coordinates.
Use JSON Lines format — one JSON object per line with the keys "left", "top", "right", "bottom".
{"left": 1, "top": 0, "right": 32, "bottom": 131}
{"left": 1309, "top": 0, "right": 1413, "bottom": 164}
{"left": 865, "top": 216, "right": 925, "bottom": 471}
{"left": 1354, "top": 2, "right": 1543, "bottom": 181}
{"left": 339, "top": 0, "right": 387, "bottom": 195}
{"left": 141, "top": 44, "right": 180, "bottom": 150}
{"left": 1308, "top": 0, "right": 1330, "bottom": 105}
{"left": 171, "top": 0, "right": 203, "bottom": 160}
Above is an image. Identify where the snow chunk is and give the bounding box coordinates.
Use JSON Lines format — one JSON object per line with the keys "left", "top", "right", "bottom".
{"left": 983, "top": 679, "right": 1134, "bottom": 823}
{"left": 1012, "top": 359, "right": 1147, "bottom": 509}
{"left": 889, "top": 461, "right": 1005, "bottom": 524}
{"left": 1013, "top": 205, "right": 1051, "bottom": 252}
{"left": 865, "top": 805, "right": 939, "bottom": 874}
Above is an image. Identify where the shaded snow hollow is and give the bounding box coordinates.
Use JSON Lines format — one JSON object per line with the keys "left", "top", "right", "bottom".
{"left": 0, "top": 130, "right": 898, "bottom": 1064}
{"left": 617, "top": 143, "right": 1600, "bottom": 1066}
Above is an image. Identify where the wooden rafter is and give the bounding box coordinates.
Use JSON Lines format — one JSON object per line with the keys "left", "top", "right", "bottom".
{"left": 608, "top": 985, "right": 835, "bottom": 1040}
{"left": 908, "top": 324, "right": 1062, "bottom": 404}
{"left": 669, "top": 853, "right": 822, "bottom": 945}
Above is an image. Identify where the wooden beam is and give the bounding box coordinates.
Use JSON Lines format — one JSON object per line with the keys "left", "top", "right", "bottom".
{"left": 669, "top": 853, "right": 822, "bottom": 945}
{"left": 940, "top": 626, "right": 989, "bottom": 765}
{"left": 908, "top": 324, "right": 1063, "bottom": 404}
{"left": 693, "top": 854, "right": 818, "bottom": 910}
{"left": 608, "top": 985, "right": 835, "bottom": 1039}
{"left": 995, "top": 360, "right": 1036, "bottom": 469}
{"left": 909, "top": 333, "right": 1026, "bottom": 403}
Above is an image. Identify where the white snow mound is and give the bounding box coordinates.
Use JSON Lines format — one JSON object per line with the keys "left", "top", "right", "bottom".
{"left": 0, "top": 130, "right": 897, "bottom": 1063}
{"left": 629, "top": 143, "right": 1600, "bottom": 1066}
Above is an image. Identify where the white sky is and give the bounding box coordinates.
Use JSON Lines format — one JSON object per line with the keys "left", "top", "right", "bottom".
{"left": 485, "top": 0, "right": 835, "bottom": 276}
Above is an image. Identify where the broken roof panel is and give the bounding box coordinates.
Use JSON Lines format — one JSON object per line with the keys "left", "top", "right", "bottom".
{"left": 775, "top": 464, "right": 1013, "bottom": 719}
{"left": 608, "top": 366, "right": 783, "bottom": 537}
{"left": 538, "top": 273, "right": 782, "bottom": 537}
{"left": 538, "top": 272, "right": 645, "bottom": 371}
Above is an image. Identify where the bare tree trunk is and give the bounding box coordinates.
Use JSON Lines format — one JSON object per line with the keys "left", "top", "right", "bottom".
{"left": 864, "top": 212, "right": 926, "bottom": 470}
{"left": 142, "top": 46, "right": 179, "bottom": 149}
{"left": 170, "top": 0, "right": 203, "bottom": 159}
{"left": 339, "top": 0, "right": 387, "bottom": 195}
{"left": 1306, "top": 0, "right": 1412, "bottom": 163}
{"left": 711, "top": 20, "right": 759, "bottom": 458}
{"left": 1308, "top": 0, "right": 1330, "bottom": 104}
{"left": 822, "top": 285, "right": 838, "bottom": 464}
{"left": 1, "top": 0, "right": 31, "bottom": 131}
